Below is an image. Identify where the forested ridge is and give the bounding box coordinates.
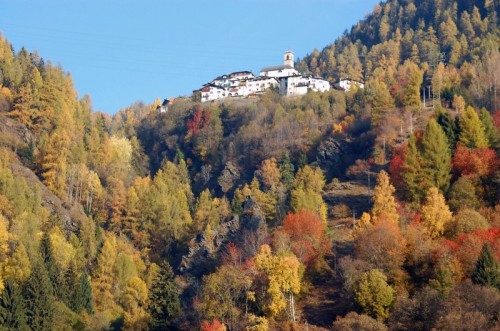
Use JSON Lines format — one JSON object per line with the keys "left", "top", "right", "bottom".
{"left": 0, "top": 0, "right": 499, "bottom": 330}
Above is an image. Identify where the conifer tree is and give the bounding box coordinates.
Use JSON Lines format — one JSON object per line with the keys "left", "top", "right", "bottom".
{"left": 420, "top": 119, "right": 452, "bottom": 193}
{"left": 479, "top": 108, "right": 498, "bottom": 148}
{"left": 401, "top": 134, "right": 426, "bottom": 204}
{"left": 0, "top": 278, "right": 27, "bottom": 330}
{"left": 23, "top": 262, "right": 53, "bottom": 331}
{"left": 371, "top": 170, "right": 399, "bottom": 224}
{"left": 459, "top": 106, "right": 489, "bottom": 148}
{"left": 148, "top": 261, "right": 180, "bottom": 330}
{"left": 291, "top": 165, "right": 327, "bottom": 223}
{"left": 279, "top": 152, "right": 295, "bottom": 190}
{"left": 472, "top": 243, "right": 500, "bottom": 290}
{"left": 436, "top": 109, "right": 458, "bottom": 148}
{"left": 39, "top": 232, "right": 61, "bottom": 300}
{"left": 421, "top": 187, "right": 452, "bottom": 238}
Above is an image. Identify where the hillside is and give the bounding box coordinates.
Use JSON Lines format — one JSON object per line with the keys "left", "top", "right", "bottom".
{"left": 0, "top": 0, "right": 499, "bottom": 330}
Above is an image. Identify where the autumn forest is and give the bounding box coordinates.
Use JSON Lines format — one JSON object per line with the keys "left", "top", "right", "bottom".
{"left": 0, "top": 0, "right": 499, "bottom": 330}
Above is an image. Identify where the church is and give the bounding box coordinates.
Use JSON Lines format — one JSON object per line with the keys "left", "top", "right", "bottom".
{"left": 195, "top": 51, "right": 331, "bottom": 102}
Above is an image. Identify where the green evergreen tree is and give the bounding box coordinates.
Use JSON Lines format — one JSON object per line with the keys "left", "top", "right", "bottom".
{"left": 472, "top": 243, "right": 500, "bottom": 290}
{"left": 0, "top": 278, "right": 27, "bottom": 330}
{"left": 279, "top": 152, "right": 295, "bottom": 190}
{"left": 148, "top": 261, "right": 180, "bottom": 330}
{"left": 401, "top": 134, "right": 426, "bottom": 204}
{"left": 420, "top": 119, "right": 452, "bottom": 193}
{"left": 479, "top": 108, "right": 498, "bottom": 148}
{"left": 23, "top": 262, "right": 54, "bottom": 331}
{"left": 436, "top": 109, "right": 458, "bottom": 148}
{"left": 39, "top": 232, "right": 62, "bottom": 300}
{"left": 72, "top": 272, "right": 94, "bottom": 315}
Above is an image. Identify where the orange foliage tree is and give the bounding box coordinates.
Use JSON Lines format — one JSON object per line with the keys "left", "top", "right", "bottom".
{"left": 200, "top": 319, "right": 227, "bottom": 331}
{"left": 452, "top": 144, "right": 498, "bottom": 177}
{"left": 440, "top": 227, "right": 500, "bottom": 276}
{"left": 282, "top": 210, "right": 330, "bottom": 268}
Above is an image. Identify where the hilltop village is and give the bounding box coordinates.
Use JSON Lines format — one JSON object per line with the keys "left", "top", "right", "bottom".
{"left": 194, "top": 51, "right": 363, "bottom": 102}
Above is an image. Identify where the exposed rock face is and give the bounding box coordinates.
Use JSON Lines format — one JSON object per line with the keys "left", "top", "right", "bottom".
{"left": 179, "top": 195, "right": 266, "bottom": 278}
{"left": 317, "top": 137, "right": 353, "bottom": 180}
{"left": 179, "top": 215, "right": 240, "bottom": 277}
{"left": 217, "top": 161, "right": 240, "bottom": 194}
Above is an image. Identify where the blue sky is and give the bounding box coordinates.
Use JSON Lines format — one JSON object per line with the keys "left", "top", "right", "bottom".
{"left": 1, "top": 0, "right": 379, "bottom": 114}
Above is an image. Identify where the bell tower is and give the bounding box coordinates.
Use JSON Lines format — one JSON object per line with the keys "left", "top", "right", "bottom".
{"left": 284, "top": 50, "right": 294, "bottom": 67}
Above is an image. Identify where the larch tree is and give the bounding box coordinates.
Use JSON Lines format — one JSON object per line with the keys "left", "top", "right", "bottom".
{"left": 92, "top": 234, "right": 117, "bottom": 311}
{"left": 371, "top": 170, "right": 399, "bottom": 224}
{"left": 421, "top": 187, "right": 452, "bottom": 238}
{"left": 420, "top": 119, "right": 452, "bottom": 193}
{"left": 459, "top": 106, "right": 489, "bottom": 148}
{"left": 290, "top": 165, "right": 327, "bottom": 224}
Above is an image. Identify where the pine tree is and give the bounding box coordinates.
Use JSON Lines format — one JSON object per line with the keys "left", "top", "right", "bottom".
{"left": 23, "top": 262, "right": 53, "bottom": 331}
{"left": 472, "top": 243, "right": 500, "bottom": 290}
{"left": 420, "top": 119, "right": 452, "bottom": 193}
{"left": 0, "top": 278, "right": 27, "bottom": 330}
{"left": 148, "top": 261, "right": 180, "bottom": 330}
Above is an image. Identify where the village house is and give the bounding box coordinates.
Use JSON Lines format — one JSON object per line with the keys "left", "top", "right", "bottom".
{"left": 157, "top": 98, "right": 175, "bottom": 112}
{"left": 333, "top": 78, "right": 365, "bottom": 91}
{"left": 193, "top": 51, "right": 331, "bottom": 102}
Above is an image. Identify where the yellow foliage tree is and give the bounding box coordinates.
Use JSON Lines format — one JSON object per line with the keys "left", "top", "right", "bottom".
{"left": 49, "top": 226, "right": 76, "bottom": 272}
{"left": 122, "top": 276, "right": 149, "bottom": 331}
{"left": 3, "top": 243, "right": 31, "bottom": 283}
{"left": 92, "top": 233, "right": 118, "bottom": 312}
{"left": 371, "top": 170, "right": 399, "bottom": 224}
{"left": 421, "top": 187, "right": 452, "bottom": 238}
{"left": 255, "top": 245, "right": 303, "bottom": 321}
{"left": 291, "top": 166, "right": 327, "bottom": 223}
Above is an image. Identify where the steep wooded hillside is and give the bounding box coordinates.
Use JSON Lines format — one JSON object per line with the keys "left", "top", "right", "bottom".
{"left": 0, "top": 0, "right": 498, "bottom": 329}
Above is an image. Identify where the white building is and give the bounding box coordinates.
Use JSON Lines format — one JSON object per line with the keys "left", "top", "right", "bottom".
{"left": 260, "top": 51, "right": 299, "bottom": 78}
{"left": 280, "top": 75, "right": 331, "bottom": 96}
{"left": 157, "top": 98, "right": 175, "bottom": 112}
{"left": 333, "top": 79, "right": 365, "bottom": 91}
{"left": 200, "top": 84, "right": 227, "bottom": 102}
{"left": 195, "top": 51, "right": 331, "bottom": 102}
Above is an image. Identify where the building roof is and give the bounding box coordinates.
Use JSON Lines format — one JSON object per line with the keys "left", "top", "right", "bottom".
{"left": 253, "top": 76, "right": 278, "bottom": 82}
{"left": 260, "top": 64, "right": 294, "bottom": 72}
{"left": 229, "top": 71, "right": 253, "bottom": 77}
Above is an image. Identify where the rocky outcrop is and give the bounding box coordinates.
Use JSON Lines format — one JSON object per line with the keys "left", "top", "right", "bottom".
{"left": 179, "top": 195, "right": 266, "bottom": 278}
{"left": 316, "top": 137, "right": 354, "bottom": 180}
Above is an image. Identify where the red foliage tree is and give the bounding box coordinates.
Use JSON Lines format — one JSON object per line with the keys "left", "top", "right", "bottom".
{"left": 221, "top": 242, "right": 242, "bottom": 266}
{"left": 440, "top": 227, "right": 500, "bottom": 276}
{"left": 187, "top": 106, "right": 211, "bottom": 135}
{"left": 200, "top": 319, "right": 226, "bottom": 331}
{"left": 452, "top": 144, "right": 498, "bottom": 177}
{"left": 388, "top": 144, "right": 406, "bottom": 192}
{"left": 282, "top": 210, "right": 329, "bottom": 268}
